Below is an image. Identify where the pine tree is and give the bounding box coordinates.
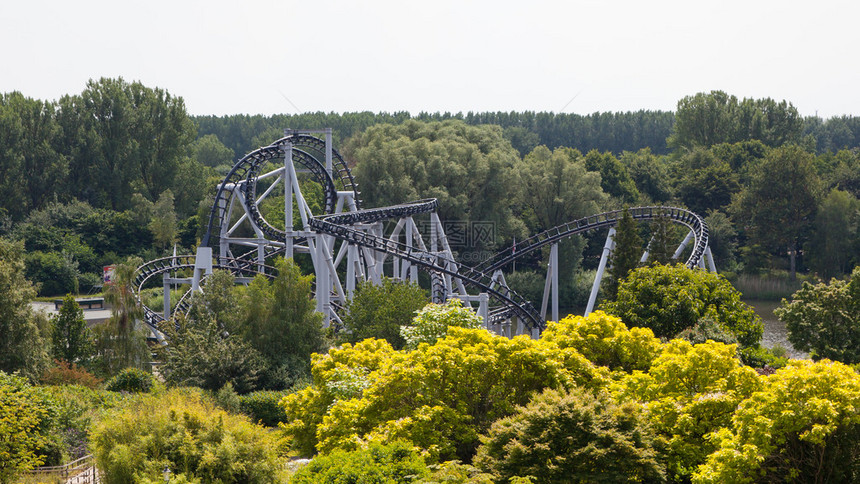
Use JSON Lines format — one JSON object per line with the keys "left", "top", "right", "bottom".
{"left": 606, "top": 208, "right": 643, "bottom": 300}
{"left": 51, "top": 294, "right": 92, "bottom": 366}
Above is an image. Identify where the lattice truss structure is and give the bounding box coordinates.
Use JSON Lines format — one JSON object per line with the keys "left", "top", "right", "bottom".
{"left": 133, "top": 130, "right": 717, "bottom": 342}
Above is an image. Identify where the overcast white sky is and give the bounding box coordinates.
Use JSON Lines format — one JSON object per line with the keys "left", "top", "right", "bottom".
{"left": 3, "top": 0, "right": 859, "bottom": 118}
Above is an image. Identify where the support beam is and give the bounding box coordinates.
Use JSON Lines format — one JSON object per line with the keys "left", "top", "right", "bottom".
{"left": 585, "top": 228, "right": 615, "bottom": 316}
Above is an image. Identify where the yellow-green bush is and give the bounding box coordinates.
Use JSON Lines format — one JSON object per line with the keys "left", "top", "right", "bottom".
{"left": 91, "top": 388, "right": 287, "bottom": 483}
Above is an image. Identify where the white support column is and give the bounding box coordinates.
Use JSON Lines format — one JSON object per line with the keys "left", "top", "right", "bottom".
{"left": 673, "top": 230, "right": 695, "bottom": 260}
{"left": 284, "top": 140, "right": 294, "bottom": 258}
{"left": 540, "top": 243, "right": 560, "bottom": 323}
{"left": 585, "top": 228, "right": 615, "bottom": 316}
{"left": 705, "top": 246, "right": 717, "bottom": 272}
{"left": 191, "top": 246, "right": 213, "bottom": 292}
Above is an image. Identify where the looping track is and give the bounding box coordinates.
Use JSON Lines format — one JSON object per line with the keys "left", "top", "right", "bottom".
{"left": 135, "top": 132, "right": 710, "bottom": 338}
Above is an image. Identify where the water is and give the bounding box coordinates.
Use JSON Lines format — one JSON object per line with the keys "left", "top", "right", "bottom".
{"left": 744, "top": 299, "right": 808, "bottom": 359}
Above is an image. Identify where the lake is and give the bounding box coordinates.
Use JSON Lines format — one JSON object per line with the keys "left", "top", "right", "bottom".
{"left": 744, "top": 299, "right": 808, "bottom": 359}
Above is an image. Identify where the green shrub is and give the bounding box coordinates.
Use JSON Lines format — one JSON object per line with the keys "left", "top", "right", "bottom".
{"left": 475, "top": 387, "right": 665, "bottom": 483}
{"left": 91, "top": 388, "right": 287, "bottom": 483}
{"left": 239, "top": 390, "right": 289, "bottom": 427}
{"left": 213, "top": 381, "right": 241, "bottom": 413}
{"left": 0, "top": 371, "right": 55, "bottom": 481}
{"left": 602, "top": 264, "right": 763, "bottom": 347}
{"left": 105, "top": 367, "right": 154, "bottom": 393}
{"left": 289, "top": 441, "right": 429, "bottom": 484}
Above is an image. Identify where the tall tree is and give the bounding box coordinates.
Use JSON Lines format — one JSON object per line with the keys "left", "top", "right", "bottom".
{"left": 93, "top": 257, "right": 150, "bottom": 376}
{"left": 605, "top": 208, "right": 643, "bottom": 300}
{"left": 51, "top": 294, "right": 92, "bottom": 366}
{"left": 583, "top": 149, "right": 640, "bottom": 204}
{"left": 0, "top": 238, "right": 50, "bottom": 380}
{"left": 730, "top": 145, "right": 820, "bottom": 278}
{"left": 805, "top": 189, "right": 860, "bottom": 278}
{"left": 238, "top": 258, "right": 325, "bottom": 389}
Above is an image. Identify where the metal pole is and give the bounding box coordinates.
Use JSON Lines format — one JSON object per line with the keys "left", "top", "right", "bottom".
{"left": 284, "top": 140, "right": 294, "bottom": 258}
{"left": 585, "top": 228, "right": 615, "bottom": 316}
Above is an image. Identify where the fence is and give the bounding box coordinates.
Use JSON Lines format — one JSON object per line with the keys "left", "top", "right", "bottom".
{"left": 24, "top": 455, "right": 99, "bottom": 484}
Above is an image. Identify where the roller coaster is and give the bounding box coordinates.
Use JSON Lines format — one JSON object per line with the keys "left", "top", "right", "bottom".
{"left": 133, "top": 129, "right": 714, "bottom": 340}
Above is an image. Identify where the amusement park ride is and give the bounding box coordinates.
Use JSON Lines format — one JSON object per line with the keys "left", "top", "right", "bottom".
{"left": 133, "top": 129, "right": 716, "bottom": 342}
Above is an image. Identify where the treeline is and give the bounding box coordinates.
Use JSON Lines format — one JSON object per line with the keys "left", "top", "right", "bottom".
{"left": 4, "top": 78, "right": 860, "bottom": 296}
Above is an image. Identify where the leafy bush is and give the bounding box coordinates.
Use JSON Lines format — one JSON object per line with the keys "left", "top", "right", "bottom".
{"left": 694, "top": 360, "right": 860, "bottom": 483}
{"left": 342, "top": 278, "right": 428, "bottom": 349}
{"left": 41, "top": 360, "right": 103, "bottom": 389}
{"left": 541, "top": 311, "right": 662, "bottom": 373}
{"left": 105, "top": 367, "right": 154, "bottom": 393}
{"left": 613, "top": 339, "right": 762, "bottom": 481}
{"left": 602, "top": 264, "right": 763, "bottom": 347}
{"left": 213, "top": 381, "right": 241, "bottom": 413}
{"left": 289, "top": 441, "right": 429, "bottom": 483}
{"left": 90, "top": 388, "right": 287, "bottom": 483}
{"left": 0, "top": 371, "right": 55, "bottom": 481}
{"left": 239, "top": 390, "right": 289, "bottom": 427}
{"left": 775, "top": 267, "right": 860, "bottom": 363}
{"left": 400, "top": 299, "right": 484, "bottom": 350}
{"left": 281, "top": 327, "right": 607, "bottom": 462}
{"left": 475, "top": 387, "right": 665, "bottom": 483}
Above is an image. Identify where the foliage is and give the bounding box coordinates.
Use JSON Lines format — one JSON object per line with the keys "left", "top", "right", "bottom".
{"left": 669, "top": 91, "right": 802, "bottom": 149}
{"left": 729, "top": 144, "right": 820, "bottom": 278}
{"left": 401, "top": 299, "right": 485, "bottom": 350}
{"left": 105, "top": 367, "right": 154, "bottom": 393}
{"left": 25, "top": 250, "right": 79, "bottom": 296}
{"left": 40, "top": 360, "right": 102, "bottom": 389}
{"left": 236, "top": 258, "right": 326, "bottom": 389}
{"left": 347, "top": 120, "right": 526, "bottom": 254}
{"left": 213, "top": 381, "right": 241, "bottom": 413}
{"left": 50, "top": 294, "right": 91, "bottom": 366}
{"left": 0, "top": 238, "right": 51, "bottom": 380}
{"left": 805, "top": 188, "right": 860, "bottom": 278}
{"left": 614, "top": 339, "right": 762, "bottom": 481}
{"left": 584, "top": 149, "right": 640, "bottom": 204}
{"left": 605, "top": 207, "right": 642, "bottom": 300}
{"left": 0, "top": 371, "right": 52, "bottom": 482}
{"left": 159, "top": 271, "right": 266, "bottom": 394}
{"left": 281, "top": 327, "right": 607, "bottom": 462}
{"left": 238, "top": 390, "right": 290, "bottom": 427}
{"left": 694, "top": 360, "right": 860, "bottom": 483}
{"left": 475, "top": 386, "right": 665, "bottom": 483}
{"left": 602, "top": 264, "right": 763, "bottom": 347}
{"left": 540, "top": 311, "right": 662, "bottom": 373}
{"left": 289, "top": 441, "right": 429, "bottom": 484}
{"left": 92, "top": 257, "right": 150, "bottom": 376}
{"left": 342, "top": 278, "right": 428, "bottom": 349}
{"left": 90, "top": 388, "right": 287, "bottom": 483}
{"left": 775, "top": 267, "right": 860, "bottom": 363}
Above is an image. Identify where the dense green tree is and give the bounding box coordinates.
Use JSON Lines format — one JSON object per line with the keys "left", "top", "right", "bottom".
{"left": 159, "top": 271, "right": 266, "bottom": 393}
{"left": 806, "top": 189, "right": 860, "bottom": 278}
{"left": 675, "top": 148, "right": 741, "bottom": 215}
{"left": 584, "top": 149, "right": 640, "bottom": 204}
{"left": 775, "top": 267, "right": 860, "bottom": 363}
{"left": 647, "top": 211, "right": 676, "bottom": 265}
{"left": 602, "top": 264, "right": 763, "bottom": 347}
{"left": 670, "top": 91, "right": 802, "bottom": 149}
{"left": 0, "top": 372, "right": 54, "bottom": 482}
{"left": 695, "top": 360, "right": 860, "bottom": 483}
{"left": 517, "top": 145, "right": 607, "bottom": 300}
{"left": 191, "top": 133, "right": 235, "bottom": 169}
{"left": 730, "top": 145, "right": 820, "bottom": 278}
{"left": 475, "top": 387, "right": 665, "bottom": 483}
{"left": 91, "top": 389, "right": 287, "bottom": 483}
{"left": 605, "top": 207, "right": 643, "bottom": 300}
{"left": 55, "top": 77, "right": 196, "bottom": 210}
{"left": 237, "top": 258, "right": 326, "bottom": 389}
{"left": 0, "top": 92, "right": 67, "bottom": 217}
{"left": 342, "top": 278, "right": 428, "bottom": 349}
{"left": 0, "top": 238, "right": 50, "bottom": 380}
{"left": 148, "top": 189, "right": 177, "bottom": 249}
{"left": 619, "top": 148, "right": 673, "bottom": 203}
{"left": 703, "top": 210, "right": 739, "bottom": 271}
{"left": 51, "top": 295, "right": 91, "bottom": 366}
{"left": 25, "top": 250, "right": 79, "bottom": 296}
{"left": 400, "top": 299, "right": 484, "bottom": 350}
{"left": 92, "top": 257, "right": 150, "bottom": 376}
{"left": 290, "top": 441, "right": 429, "bottom": 484}
{"left": 347, "top": 120, "right": 526, "bottom": 254}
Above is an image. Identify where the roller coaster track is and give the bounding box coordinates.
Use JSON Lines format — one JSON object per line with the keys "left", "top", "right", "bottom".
{"left": 308, "top": 199, "right": 544, "bottom": 331}
{"left": 202, "top": 133, "right": 359, "bottom": 249}
{"left": 475, "top": 206, "right": 709, "bottom": 274}
{"left": 136, "top": 132, "right": 710, "bottom": 339}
